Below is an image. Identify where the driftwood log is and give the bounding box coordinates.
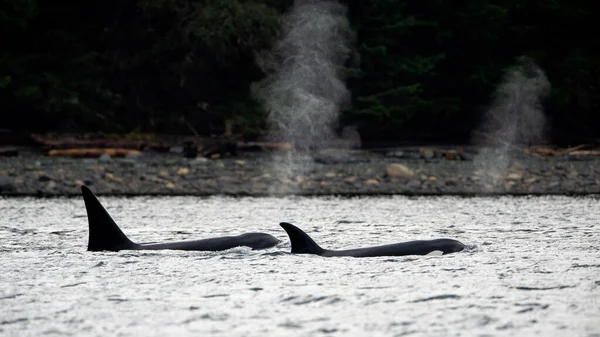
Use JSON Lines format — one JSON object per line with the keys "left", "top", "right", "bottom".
{"left": 48, "top": 148, "right": 142, "bottom": 158}
{"left": 31, "top": 134, "right": 195, "bottom": 152}
{"left": 0, "top": 147, "right": 19, "bottom": 157}
{"left": 31, "top": 134, "right": 293, "bottom": 158}
{"left": 526, "top": 144, "right": 600, "bottom": 157}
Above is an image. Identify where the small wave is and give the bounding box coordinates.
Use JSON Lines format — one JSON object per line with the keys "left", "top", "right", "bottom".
{"left": 515, "top": 302, "right": 550, "bottom": 313}
{"left": 384, "top": 257, "right": 419, "bottom": 263}
{"left": 463, "top": 244, "right": 480, "bottom": 252}
{"left": 203, "top": 294, "right": 229, "bottom": 298}
{"left": 0, "top": 226, "right": 36, "bottom": 235}
{"left": 107, "top": 296, "right": 128, "bottom": 302}
{"left": 213, "top": 247, "right": 252, "bottom": 257}
{"left": 513, "top": 285, "right": 574, "bottom": 291}
{"left": 199, "top": 313, "right": 229, "bottom": 321}
{"left": 172, "top": 231, "right": 193, "bottom": 235}
{"left": 278, "top": 321, "right": 303, "bottom": 329}
{"left": 317, "top": 327, "right": 338, "bottom": 334}
{"left": 42, "top": 328, "right": 73, "bottom": 336}
{"left": 122, "top": 260, "right": 140, "bottom": 264}
{"left": 261, "top": 251, "right": 288, "bottom": 256}
{"left": 467, "top": 304, "right": 498, "bottom": 310}
{"left": 474, "top": 315, "right": 497, "bottom": 327}
{"left": 118, "top": 252, "right": 150, "bottom": 258}
{"left": 335, "top": 220, "right": 366, "bottom": 224}
{"left": 49, "top": 230, "right": 75, "bottom": 236}
{"left": 571, "top": 264, "right": 600, "bottom": 269}
{"left": 281, "top": 295, "right": 342, "bottom": 306}
{"left": 1, "top": 318, "right": 27, "bottom": 325}
{"left": 0, "top": 293, "right": 23, "bottom": 300}
{"left": 410, "top": 294, "right": 461, "bottom": 303}
{"left": 60, "top": 282, "right": 86, "bottom": 288}
{"left": 180, "top": 313, "right": 230, "bottom": 324}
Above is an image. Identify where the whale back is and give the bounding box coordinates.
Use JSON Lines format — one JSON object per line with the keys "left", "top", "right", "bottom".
{"left": 280, "top": 222, "right": 465, "bottom": 258}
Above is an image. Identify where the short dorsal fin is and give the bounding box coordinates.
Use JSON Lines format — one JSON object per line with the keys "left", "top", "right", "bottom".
{"left": 81, "top": 186, "right": 136, "bottom": 251}
{"left": 279, "top": 222, "right": 325, "bottom": 255}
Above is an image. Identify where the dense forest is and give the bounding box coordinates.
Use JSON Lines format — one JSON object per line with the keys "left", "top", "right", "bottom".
{"left": 1, "top": 0, "right": 598, "bottom": 145}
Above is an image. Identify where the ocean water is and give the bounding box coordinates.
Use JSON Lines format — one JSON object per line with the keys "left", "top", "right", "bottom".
{"left": 0, "top": 194, "right": 599, "bottom": 336}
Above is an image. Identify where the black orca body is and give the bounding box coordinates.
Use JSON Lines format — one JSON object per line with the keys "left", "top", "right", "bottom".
{"left": 279, "top": 222, "right": 465, "bottom": 257}
{"left": 81, "top": 185, "right": 280, "bottom": 252}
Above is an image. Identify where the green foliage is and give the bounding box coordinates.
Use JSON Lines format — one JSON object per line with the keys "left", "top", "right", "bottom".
{"left": 342, "top": 0, "right": 457, "bottom": 140}
{"left": 0, "top": 0, "right": 37, "bottom": 29}
{"left": 1, "top": 0, "right": 282, "bottom": 135}
{"left": 343, "top": 0, "right": 600, "bottom": 142}
{"left": 0, "top": 0, "right": 598, "bottom": 143}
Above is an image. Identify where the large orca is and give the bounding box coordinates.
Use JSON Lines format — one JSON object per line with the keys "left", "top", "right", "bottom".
{"left": 279, "top": 222, "right": 465, "bottom": 257}
{"left": 81, "top": 185, "right": 280, "bottom": 252}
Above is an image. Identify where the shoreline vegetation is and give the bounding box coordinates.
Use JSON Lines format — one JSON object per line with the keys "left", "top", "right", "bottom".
{"left": 1, "top": 134, "right": 599, "bottom": 197}
{"left": 2, "top": 1, "right": 600, "bottom": 145}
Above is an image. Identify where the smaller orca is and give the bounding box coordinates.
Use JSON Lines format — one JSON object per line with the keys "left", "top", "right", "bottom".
{"left": 279, "top": 222, "right": 465, "bottom": 257}
{"left": 81, "top": 185, "right": 280, "bottom": 252}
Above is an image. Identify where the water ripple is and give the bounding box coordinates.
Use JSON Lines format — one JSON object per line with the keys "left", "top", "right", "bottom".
{"left": 0, "top": 195, "right": 599, "bottom": 336}
{"left": 410, "top": 294, "right": 461, "bottom": 302}
{"left": 513, "top": 285, "right": 575, "bottom": 291}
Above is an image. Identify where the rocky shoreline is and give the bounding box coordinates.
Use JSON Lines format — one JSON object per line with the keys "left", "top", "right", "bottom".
{"left": 1, "top": 146, "right": 599, "bottom": 197}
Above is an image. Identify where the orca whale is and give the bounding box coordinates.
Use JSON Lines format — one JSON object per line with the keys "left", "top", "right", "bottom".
{"left": 279, "top": 222, "right": 465, "bottom": 257}
{"left": 81, "top": 185, "right": 280, "bottom": 252}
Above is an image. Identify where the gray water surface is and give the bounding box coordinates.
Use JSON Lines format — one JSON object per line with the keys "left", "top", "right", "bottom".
{"left": 1, "top": 195, "right": 599, "bottom": 336}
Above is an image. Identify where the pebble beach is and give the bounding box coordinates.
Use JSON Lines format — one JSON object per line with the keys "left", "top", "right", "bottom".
{"left": 1, "top": 145, "right": 599, "bottom": 197}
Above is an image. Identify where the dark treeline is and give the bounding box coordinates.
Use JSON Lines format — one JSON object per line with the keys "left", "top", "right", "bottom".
{"left": 2, "top": 0, "right": 598, "bottom": 145}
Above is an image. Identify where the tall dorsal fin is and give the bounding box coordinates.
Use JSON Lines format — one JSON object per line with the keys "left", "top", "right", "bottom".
{"left": 81, "top": 186, "right": 136, "bottom": 251}
{"left": 279, "top": 222, "right": 325, "bottom": 255}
